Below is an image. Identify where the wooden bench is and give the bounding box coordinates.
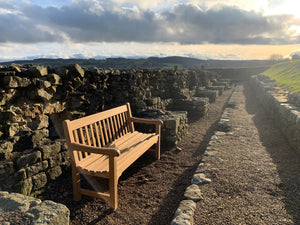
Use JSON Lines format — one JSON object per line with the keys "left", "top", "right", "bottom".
{"left": 63, "top": 103, "right": 162, "bottom": 209}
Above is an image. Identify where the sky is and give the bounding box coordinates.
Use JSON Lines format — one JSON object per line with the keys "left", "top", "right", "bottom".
{"left": 0, "top": 0, "right": 300, "bottom": 62}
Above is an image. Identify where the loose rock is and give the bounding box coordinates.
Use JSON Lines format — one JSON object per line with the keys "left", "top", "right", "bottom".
{"left": 191, "top": 173, "right": 211, "bottom": 185}
{"left": 184, "top": 184, "right": 204, "bottom": 202}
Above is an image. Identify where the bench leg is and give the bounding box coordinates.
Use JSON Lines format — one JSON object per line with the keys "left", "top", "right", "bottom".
{"left": 109, "top": 156, "right": 118, "bottom": 209}
{"left": 71, "top": 162, "right": 81, "bottom": 201}
{"left": 155, "top": 124, "right": 161, "bottom": 160}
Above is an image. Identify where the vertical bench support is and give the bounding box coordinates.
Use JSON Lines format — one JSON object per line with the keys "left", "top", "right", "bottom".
{"left": 109, "top": 156, "right": 118, "bottom": 209}
{"left": 71, "top": 161, "right": 82, "bottom": 201}
{"left": 156, "top": 123, "right": 161, "bottom": 160}
{"left": 126, "top": 103, "right": 135, "bottom": 133}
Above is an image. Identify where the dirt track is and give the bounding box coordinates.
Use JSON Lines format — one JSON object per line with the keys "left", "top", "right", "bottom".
{"left": 41, "top": 82, "right": 300, "bottom": 224}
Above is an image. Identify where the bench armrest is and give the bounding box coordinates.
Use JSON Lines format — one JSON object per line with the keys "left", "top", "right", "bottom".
{"left": 69, "top": 142, "right": 121, "bottom": 156}
{"left": 130, "top": 117, "right": 163, "bottom": 125}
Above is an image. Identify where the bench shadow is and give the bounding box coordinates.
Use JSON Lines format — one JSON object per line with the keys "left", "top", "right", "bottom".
{"left": 87, "top": 209, "right": 115, "bottom": 225}
{"left": 146, "top": 160, "right": 201, "bottom": 225}
{"left": 243, "top": 82, "right": 300, "bottom": 224}
{"left": 43, "top": 154, "right": 159, "bottom": 223}
{"left": 148, "top": 117, "right": 230, "bottom": 224}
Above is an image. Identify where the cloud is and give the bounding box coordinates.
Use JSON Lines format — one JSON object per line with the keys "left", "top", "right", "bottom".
{"left": 0, "top": 0, "right": 299, "bottom": 45}
{"left": 163, "top": 4, "right": 297, "bottom": 44}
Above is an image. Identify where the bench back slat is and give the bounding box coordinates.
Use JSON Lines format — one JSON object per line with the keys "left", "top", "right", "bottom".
{"left": 63, "top": 103, "right": 134, "bottom": 164}
{"left": 93, "top": 122, "right": 102, "bottom": 147}
{"left": 85, "top": 125, "right": 91, "bottom": 146}
{"left": 114, "top": 116, "right": 119, "bottom": 138}
{"left": 120, "top": 113, "right": 127, "bottom": 136}
{"left": 124, "top": 111, "right": 130, "bottom": 133}
{"left": 110, "top": 116, "right": 117, "bottom": 140}
{"left": 120, "top": 113, "right": 126, "bottom": 134}
{"left": 101, "top": 120, "right": 109, "bottom": 145}
{"left": 90, "top": 123, "right": 97, "bottom": 147}
{"left": 116, "top": 115, "right": 122, "bottom": 137}
{"left": 106, "top": 118, "right": 113, "bottom": 142}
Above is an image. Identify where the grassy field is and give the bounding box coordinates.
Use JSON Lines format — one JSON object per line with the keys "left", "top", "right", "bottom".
{"left": 262, "top": 59, "right": 300, "bottom": 93}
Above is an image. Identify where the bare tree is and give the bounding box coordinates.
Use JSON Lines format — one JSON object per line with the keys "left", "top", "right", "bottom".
{"left": 291, "top": 53, "right": 300, "bottom": 60}
{"left": 270, "top": 54, "right": 283, "bottom": 61}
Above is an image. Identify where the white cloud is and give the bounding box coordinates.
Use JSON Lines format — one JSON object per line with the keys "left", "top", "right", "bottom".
{"left": 1, "top": 0, "right": 298, "bottom": 45}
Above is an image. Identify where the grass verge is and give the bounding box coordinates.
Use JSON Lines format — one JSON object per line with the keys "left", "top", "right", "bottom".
{"left": 261, "top": 59, "right": 300, "bottom": 93}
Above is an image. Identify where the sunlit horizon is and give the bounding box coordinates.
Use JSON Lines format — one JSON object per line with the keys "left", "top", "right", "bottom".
{"left": 1, "top": 0, "right": 300, "bottom": 62}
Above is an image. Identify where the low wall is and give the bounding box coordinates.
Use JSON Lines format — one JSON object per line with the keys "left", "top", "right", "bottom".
{"left": 249, "top": 75, "right": 300, "bottom": 153}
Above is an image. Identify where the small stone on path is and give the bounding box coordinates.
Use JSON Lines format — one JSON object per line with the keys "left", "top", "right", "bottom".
{"left": 171, "top": 200, "right": 197, "bottom": 225}
{"left": 176, "top": 146, "right": 183, "bottom": 151}
{"left": 191, "top": 173, "right": 211, "bottom": 185}
{"left": 171, "top": 213, "right": 193, "bottom": 225}
{"left": 174, "top": 200, "right": 196, "bottom": 217}
{"left": 184, "top": 184, "right": 203, "bottom": 202}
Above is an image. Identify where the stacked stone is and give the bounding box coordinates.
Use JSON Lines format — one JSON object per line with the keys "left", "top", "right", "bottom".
{"left": 161, "top": 111, "right": 189, "bottom": 146}
{"left": 64, "top": 65, "right": 108, "bottom": 117}
{"left": 168, "top": 97, "right": 209, "bottom": 118}
{"left": 134, "top": 110, "right": 188, "bottom": 147}
{"left": 195, "top": 88, "right": 219, "bottom": 103}
{"left": 207, "top": 85, "right": 225, "bottom": 95}
{"left": 288, "top": 92, "right": 300, "bottom": 107}
{"left": 195, "top": 78, "right": 232, "bottom": 103}
{"left": 0, "top": 64, "right": 70, "bottom": 196}
{"left": 250, "top": 75, "right": 300, "bottom": 153}
{"left": 213, "top": 78, "right": 231, "bottom": 89}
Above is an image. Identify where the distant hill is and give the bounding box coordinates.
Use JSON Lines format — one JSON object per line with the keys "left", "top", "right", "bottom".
{"left": 261, "top": 59, "right": 300, "bottom": 93}
{"left": 0, "top": 56, "right": 271, "bottom": 69}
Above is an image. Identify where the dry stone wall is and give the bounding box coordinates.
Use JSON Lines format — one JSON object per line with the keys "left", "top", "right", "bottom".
{"left": 250, "top": 75, "right": 300, "bottom": 153}
{"left": 0, "top": 63, "right": 229, "bottom": 197}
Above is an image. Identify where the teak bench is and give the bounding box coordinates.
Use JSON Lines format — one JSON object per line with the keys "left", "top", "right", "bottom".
{"left": 63, "top": 103, "right": 162, "bottom": 209}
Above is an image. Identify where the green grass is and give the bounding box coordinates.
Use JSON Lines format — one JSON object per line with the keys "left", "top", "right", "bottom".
{"left": 262, "top": 59, "right": 300, "bottom": 93}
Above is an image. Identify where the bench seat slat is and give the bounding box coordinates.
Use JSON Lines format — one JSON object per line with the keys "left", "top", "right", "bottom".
{"left": 117, "top": 135, "right": 158, "bottom": 176}
{"left": 78, "top": 154, "right": 108, "bottom": 168}
{"left": 77, "top": 131, "right": 158, "bottom": 178}
{"left": 108, "top": 131, "right": 140, "bottom": 147}
{"left": 115, "top": 133, "right": 157, "bottom": 152}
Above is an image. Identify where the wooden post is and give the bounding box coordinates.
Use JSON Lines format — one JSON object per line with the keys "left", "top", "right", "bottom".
{"left": 155, "top": 123, "right": 161, "bottom": 160}
{"left": 109, "top": 156, "right": 118, "bottom": 209}
{"left": 71, "top": 161, "right": 81, "bottom": 201}
{"left": 126, "top": 103, "right": 135, "bottom": 133}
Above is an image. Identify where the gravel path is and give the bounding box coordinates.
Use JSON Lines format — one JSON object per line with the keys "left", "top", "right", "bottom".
{"left": 194, "top": 83, "right": 300, "bottom": 224}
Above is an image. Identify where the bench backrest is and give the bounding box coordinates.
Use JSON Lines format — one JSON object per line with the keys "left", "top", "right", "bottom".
{"left": 63, "top": 103, "right": 134, "bottom": 163}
